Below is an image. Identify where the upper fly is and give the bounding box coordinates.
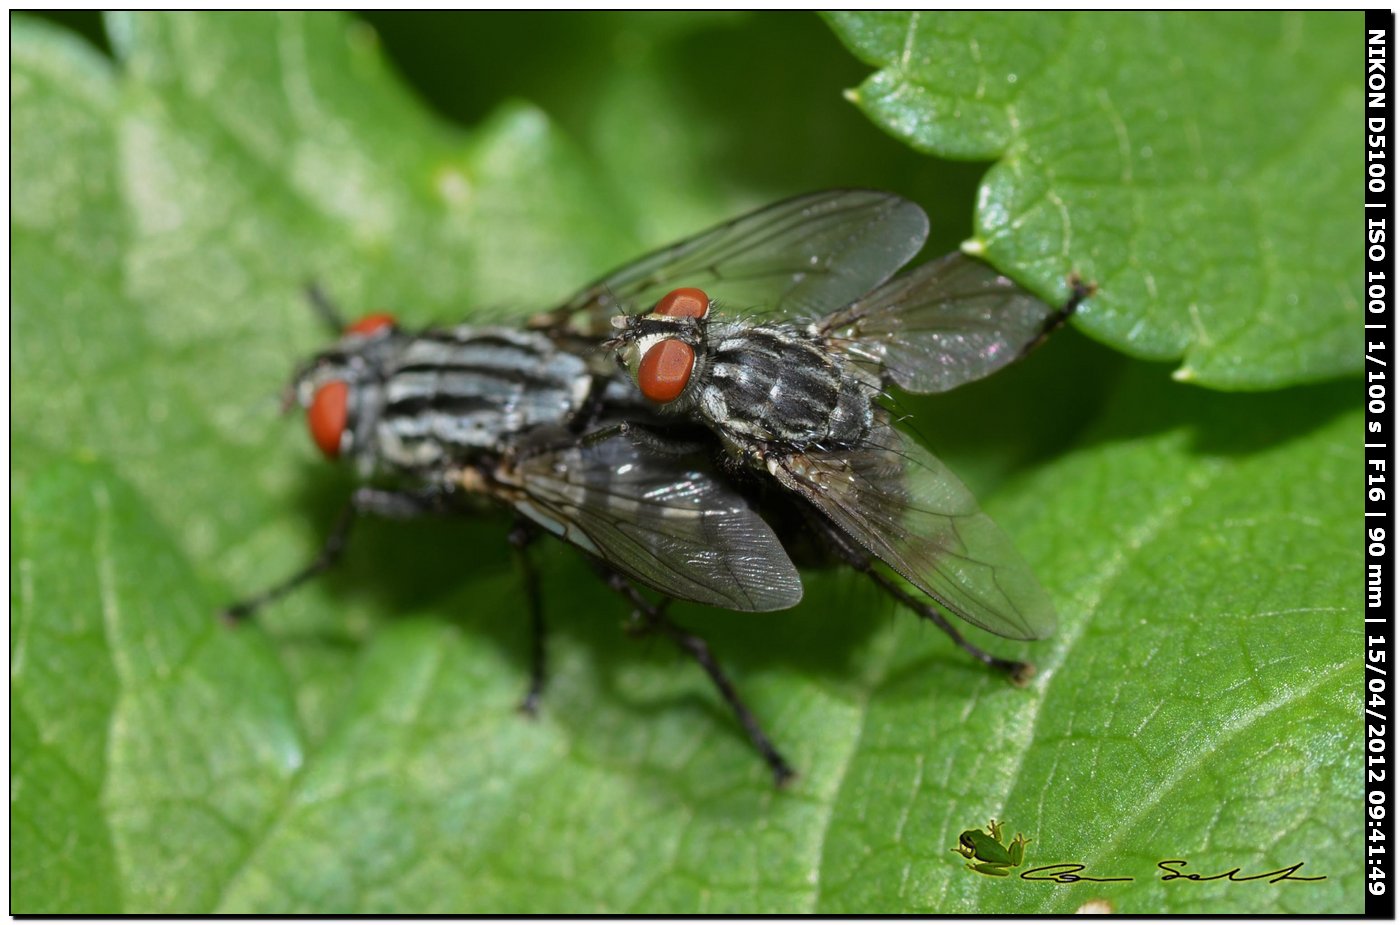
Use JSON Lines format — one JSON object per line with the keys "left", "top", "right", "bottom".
{"left": 540, "top": 189, "right": 1093, "bottom": 644}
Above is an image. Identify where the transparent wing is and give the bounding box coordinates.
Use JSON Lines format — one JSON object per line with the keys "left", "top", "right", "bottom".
{"left": 510, "top": 432, "right": 803, "bottom": 612}
{"left": 820, "top": 252, "right": 1070, "bottom": 394}
{"left": 538, "top": 190, "right": 928, "bottom": 335}
{"left": 767, "top": 418, "right": 1056, "bottom": 639}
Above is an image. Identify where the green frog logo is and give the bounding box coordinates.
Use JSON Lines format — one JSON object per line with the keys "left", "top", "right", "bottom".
{"left": 952, "top": 819, "right": 1031, "bottom": 877}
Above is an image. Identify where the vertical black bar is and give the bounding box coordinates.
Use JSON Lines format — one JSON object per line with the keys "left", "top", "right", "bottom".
{"left": 1366, "top": 10, "right": 1395, "bottom": 919}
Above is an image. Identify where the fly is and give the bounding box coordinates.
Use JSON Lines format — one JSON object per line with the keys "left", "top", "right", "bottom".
{"left": 229, "top": 190, "right": 1087, "bottom": 786}
{"left": 560, "top": 189, "right": 1093, "bottom": 677}
{"left": 225, "top": 287, "right": 804, "bottom": 782}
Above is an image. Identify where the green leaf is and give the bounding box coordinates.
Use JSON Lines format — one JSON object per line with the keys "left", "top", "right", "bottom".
{"left": 12, "top": 448, "right": 303, "bottom": 912}
{"left": 816, "top": 370, "right": 1360, "bottom": 913}
{"left": 13, "top": 11, "right": 1361, "bottom": 914}
{"left": 826, "top": 11, "right": 1363, "bottom": 389}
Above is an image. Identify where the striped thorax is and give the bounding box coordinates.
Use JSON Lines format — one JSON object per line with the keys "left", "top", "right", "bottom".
{"left": 611, "top": 290, "right": 880, "bottom": 454}
{"left": 292, "top": 318, "right": 618, "bottom": 482}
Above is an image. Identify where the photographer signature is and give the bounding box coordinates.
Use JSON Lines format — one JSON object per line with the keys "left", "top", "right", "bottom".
{"left": 1019, "top": 860, "right": 1327, "bottom": 885}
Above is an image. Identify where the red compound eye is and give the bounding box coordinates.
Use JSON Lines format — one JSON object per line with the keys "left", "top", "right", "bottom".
{"left": 637, "top": 339, "right": 695, "bottom": 404}
{"left": 345, "top": 312, "right": 397, "bottom": 336}
{"left": 307, "top": 380, "right": 349, "bottom": 458}
{"left": 653, "top": 287, "right": 709, "bottom": 319}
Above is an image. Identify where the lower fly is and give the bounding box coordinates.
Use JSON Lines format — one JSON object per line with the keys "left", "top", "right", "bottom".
{"left": 225, "top": 286, "right": 805, "bottom": 784}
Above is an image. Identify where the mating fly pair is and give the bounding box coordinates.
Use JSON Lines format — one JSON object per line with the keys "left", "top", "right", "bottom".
{"left": 227, "top": 190, "right": 1087, "bottom": 784}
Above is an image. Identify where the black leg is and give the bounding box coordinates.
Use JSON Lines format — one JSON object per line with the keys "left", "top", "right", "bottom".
{"left": 863, "top": 570, "right": 1035, "bottom": 685}
{"left": 1054, "top": 272, "right": 1096, "bottom": 326}
{"left": 600, "top": 570, "right": 795, "bottom": 786}
{"left": 221, "top": 487, "right": 448, "bottom": 624}
{"left": 809, "top": 514, "right": 1035, "bottom": 685}
{"left": 514, "top": 419, "right": 710, "bottom": 468}
{"left": 504, "top": 421, "right": 628, "bottom": 466}
{"left": 304, "top": 281, "right": 348, "bottom": 333}
{"left": 581, "top": 420, "right": 711, "bottom": 457}
{"left": 510, "top": 520, "right": 547, "bottom": 716}
{"left": 1016, "top": 273, "right": 1098, "bottom": 363}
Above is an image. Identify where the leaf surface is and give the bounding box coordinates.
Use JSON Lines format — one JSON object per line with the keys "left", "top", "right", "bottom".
{"left": 827, "top": 11, "right": 1362, "bottom": 389}
{"left": 12, "top": 12, "right": 1361, "bottom": 914}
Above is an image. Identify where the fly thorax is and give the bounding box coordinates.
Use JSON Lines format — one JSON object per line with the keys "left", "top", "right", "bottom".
{"left": 372, "top": 327, "right": 591, "bottom": 476}
{"left": 704, "top": 324, "right": 848, "bottom": 445}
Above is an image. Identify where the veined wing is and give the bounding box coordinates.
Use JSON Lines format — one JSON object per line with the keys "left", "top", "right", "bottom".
{"left": 819, "top": 251, "right": 1073, "bottom": 394}
{"left": 539, "top": 190, "right": 928, "bottom": 334}
{"left": 766, "top": 418, "right": 1056, "bottom": 639}
{"left": 508, "top": 431, "right": 803, "bottom": 612}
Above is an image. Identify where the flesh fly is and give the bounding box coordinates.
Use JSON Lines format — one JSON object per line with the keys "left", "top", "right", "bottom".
{"left": 588, "top": 190, "right": 1089, "bottom": 648}
{"left": 226, "top": 290, "right": 803, "bottom": 780}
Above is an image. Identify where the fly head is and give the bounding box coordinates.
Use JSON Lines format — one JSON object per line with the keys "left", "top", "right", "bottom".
{"left": 610, "top": 287, "right": 714, "bottom": 409}
{"left": 289, "top": 312, "right": 402, "bottom": 471}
